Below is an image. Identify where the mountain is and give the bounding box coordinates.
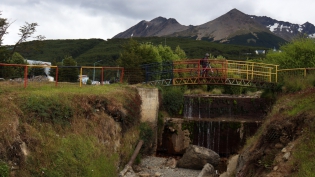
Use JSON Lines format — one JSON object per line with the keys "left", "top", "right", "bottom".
{"left": 113, "top": 9, "right": 315, "bottom": 48}
{"left": 250, "top": 15, "right": 315, "bottom": 41}
{"left": 168, "top": 9, "right": 272, "bottom": 41}
{"left": 113, "top": 17, "right": 190, "bottom": 38}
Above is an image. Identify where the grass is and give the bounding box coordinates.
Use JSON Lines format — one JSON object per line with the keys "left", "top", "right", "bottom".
{"left": 119, "top": 126, "right": 141, "bottom": 168}
{"left": 238, "top": 76, "right": 315, "bottom": 176}
{"left": 18, "top": 127, "right": 119, "bottom": 177}
{"left": 292, "top": 131, "right": 315, "bottom": 177}
{"left": 280, "top": 74, "right": 315, "bottom": 93}
{"left": 0, "top": 82, "right": 142, "bottom": 177}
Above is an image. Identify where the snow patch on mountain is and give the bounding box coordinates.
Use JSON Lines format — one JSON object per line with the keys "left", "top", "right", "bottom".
{"left": 268, "top": 23, "right": 279, "bottom": 32}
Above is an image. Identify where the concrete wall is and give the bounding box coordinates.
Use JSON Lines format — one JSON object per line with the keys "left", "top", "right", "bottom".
{"left": 137, "top": 87, "right": 159, "bottom": 155}
{"left": 137, "top": 87, "right": 159, "bottom": 123}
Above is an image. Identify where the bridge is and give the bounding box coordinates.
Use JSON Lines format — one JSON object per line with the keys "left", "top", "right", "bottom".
{"left": 142, "top": 59, "right": 279, "bottom": 88}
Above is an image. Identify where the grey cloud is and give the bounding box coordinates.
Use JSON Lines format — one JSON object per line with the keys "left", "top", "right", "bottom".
{"left": 1, "top": 0, "right": 314, "bottom": 45}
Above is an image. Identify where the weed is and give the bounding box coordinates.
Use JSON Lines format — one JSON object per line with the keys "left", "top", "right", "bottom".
{"left": 140, "top": 122, "right": 153, "bottom": 144}
{"left": 134, "top": 154, "right": 142, "bottom": 165}
{"left": 139, "top": 122, "right": 154, "bottom": 155}
{"left": 292, "top": 123, "right": 315, "bottom": 176}
{"left": 19, "top": 128, "right": 118, "bottom": 177}
{"left": 281, "top": 74, "right": 315, "bottom": 93}
{"left": 223, "top": 85, "right": 244, "bottom": 95}
{"left": 161, "top": 87, "right": 184, "bottom": 116}
{"left": 121, "top": 91, "right": 142, "bottom": 133}
{"left": 0, "top": 161, "right": 9, "bottom": 177}
{"left": 0, "top": 83, "right": 142, "bottom": 176}
{"left": 182, "top": 121, "right": 195, "bottom": 141}
{"left": 20, "top": 95, "right": 73, "bottom": 126}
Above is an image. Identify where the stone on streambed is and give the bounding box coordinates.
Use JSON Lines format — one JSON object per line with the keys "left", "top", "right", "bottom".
{"left": 177, "top": 145, "right": 220, "bottom": 170}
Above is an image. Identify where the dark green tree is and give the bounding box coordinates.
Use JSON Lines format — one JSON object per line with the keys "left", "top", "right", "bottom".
{"left": 117, "top": 39, "right": 145, "bottom": 84}
{"left": 5, "top": 52, "right": 27, "bottom": 79}
{"left": 28, "top": 62, "right": 46, "bottom": 78}
{"left": 58, "top": 56, "right": 79, "bottom": 82}
{"left": 117, "top": 38, "right": 187, "bottom": 84}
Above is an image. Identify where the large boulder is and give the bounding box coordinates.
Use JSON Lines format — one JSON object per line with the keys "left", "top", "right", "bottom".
{"left": 176, "top": 145, "right": 220, "bottom": 170}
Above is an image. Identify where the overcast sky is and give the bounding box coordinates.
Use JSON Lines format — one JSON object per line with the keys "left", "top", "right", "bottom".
{"left": 2, "top": 0, "right": 314, "bottom": 45}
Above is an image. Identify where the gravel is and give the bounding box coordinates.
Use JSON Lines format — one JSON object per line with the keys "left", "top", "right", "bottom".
{"left": 123, "top": 156, "right": 202, "bottom": 177}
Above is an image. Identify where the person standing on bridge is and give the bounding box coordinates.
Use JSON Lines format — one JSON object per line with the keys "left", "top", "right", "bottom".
{"left": 200, "top": 53, "right": 213, "bottom": 77}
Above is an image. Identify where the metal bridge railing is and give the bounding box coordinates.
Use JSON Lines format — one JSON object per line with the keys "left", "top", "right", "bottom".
{"left": 278, "top": 68, "right": 315, "bottom": 80}
{"left": 142, "top": 59, "right": 280, "bottom": 87}
{"left": 226, "top": 60, "right": 278, "bottom": 83}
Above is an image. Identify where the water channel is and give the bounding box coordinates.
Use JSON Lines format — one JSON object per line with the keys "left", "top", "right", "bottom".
{"left": 159, "top": 94, "right": 274, "bottom": 157}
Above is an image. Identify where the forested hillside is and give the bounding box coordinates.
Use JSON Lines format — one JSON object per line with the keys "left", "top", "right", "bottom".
{"left": 13, "top": 37, "right": 269, "bottom": 66}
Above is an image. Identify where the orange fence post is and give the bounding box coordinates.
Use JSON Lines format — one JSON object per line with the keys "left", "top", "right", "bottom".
{"left": 24, "top": 65, "right": 28, "bottom": 88}
{"left": 120, "top": 67, "right": 124, "bottom": 83}
{"left": 101, "top": 67, "right": 104, "bottom": 84}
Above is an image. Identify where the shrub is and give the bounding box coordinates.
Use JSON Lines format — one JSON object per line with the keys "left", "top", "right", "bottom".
{"left": 121, "top": 91, "right": 142, "bottom": 133}
{"left": 86, "top": 79, "right": 92, "bottom": 85}
{"left": 161, "top": 87, "right": 184, "bottom": 116}
{"left": 0, "top": 161, "right": 9, "bottom": 177}
{"left": 280, "top": 74, "right": 315, "bottom": 93}
{"left": 223, "top": 85, "right": 244, "bottom": 95}
{"left": 20, "top": 95, "right": 73, "bottom": 126}
{"left": 139, "top": 122, "right": 153, "bottom": 155}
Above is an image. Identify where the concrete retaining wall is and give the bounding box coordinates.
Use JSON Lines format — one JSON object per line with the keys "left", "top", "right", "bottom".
{"left": 137, "top": 87, "right": 159, "bottom": 123}
{"left": 137, "top": 87, "right": 159, "bottom": 155}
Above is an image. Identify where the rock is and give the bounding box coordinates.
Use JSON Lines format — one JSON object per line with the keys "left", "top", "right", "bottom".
{"left": 119, "top": 165, "right": 135, "bottom": 177}
{"left": 198, "top": 163, "right": 215, "bottom": 177}
{"left": 168, "top": 127, "right": 176, "bottom": 132}
{"left": 154, "top": 172, "right": 162, "bottom": 176}
{"left": 132, "top": 165, "right": 142, "bottom": 173}
{"left": 176, "top": 145, "right": 220, "bottom": 170}
{"left": 164, "top": 157, "right": 176, "bottom": 168}
{"left": 125, "top": 171, "right": 136, "bottom": 177}
{"left": 279, "top": 135, "right": 290, "bottom": 144}
{"left": 235, "top": 146, "right": 251, "bottom": 175}
{"left": 226, "top": 154, "right": 239, "bottom": 176}
{"left": 138, "top": 172, "right": 151, "bottom": 177}
{"left": 273, "top": 166, "right": 279, "bottom": 171}
{"left": 220, "top": 172, "right": 228, "bottom": 177}
{"left": 275, "top": 143, "right": 284, "bottom": 149}
{"left": 29, "top": 75, "right": 49, "bottom": 82}
{"left": 281, "top": 147, "right": 287, "bottom": 153}
{"left": 283, "top": 152, "right": 291, "bottom": 161}
{"left": 163, "top": 119, "right": 191, "bottom": 154}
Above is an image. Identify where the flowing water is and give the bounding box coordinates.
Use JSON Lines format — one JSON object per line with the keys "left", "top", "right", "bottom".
{"left": 183, "top": 95, "right": 273, "bottom": 156}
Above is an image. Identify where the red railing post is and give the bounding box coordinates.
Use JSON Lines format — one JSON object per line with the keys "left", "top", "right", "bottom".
{"left": 101, "top": 67, "right": 104, "bottom": 85}
{"left": 24, "top": 65, "right": 28, "bottom": 88}
{"left": 120, "top": 67, "right": 124, "bottom": 83}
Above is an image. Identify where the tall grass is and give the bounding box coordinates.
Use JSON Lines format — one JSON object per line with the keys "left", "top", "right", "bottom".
{"left": 292, "top": 131, "right": 315, "bottom": 177}
{"left": 18, "top": 126, "right": 118, "bottom": 177}
{"left": 0, "top": 82, "right": 142, "bottom": 177}
{"left": 280, "top": 74, "right": 315, "bottom": 93}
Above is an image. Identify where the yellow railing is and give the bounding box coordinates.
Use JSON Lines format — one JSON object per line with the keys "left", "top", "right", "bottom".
{"left": 226, "top": 60, "right": 278, "bottom": 83}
